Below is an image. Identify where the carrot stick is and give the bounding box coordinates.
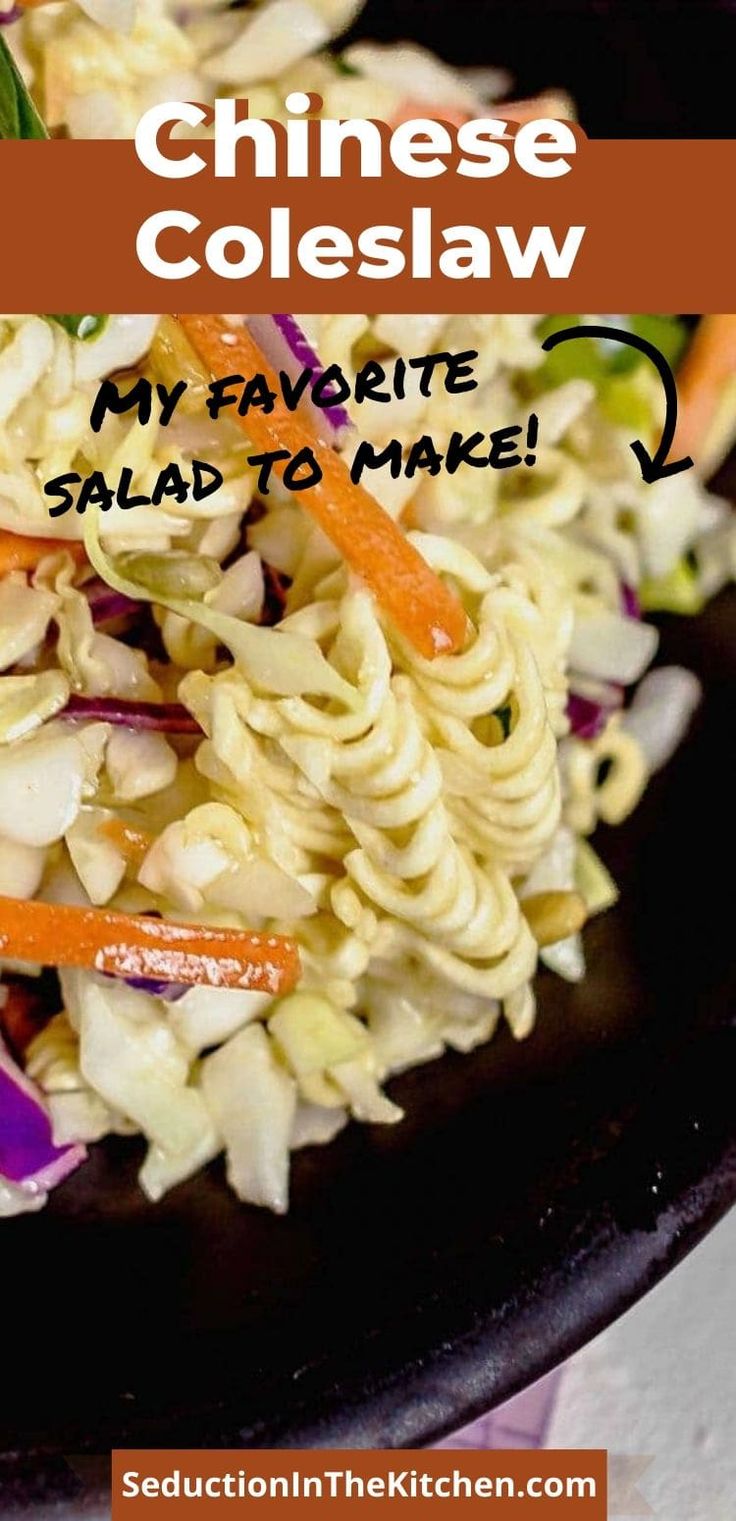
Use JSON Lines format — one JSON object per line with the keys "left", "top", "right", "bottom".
{"left": 0, "top": 896, "right": 300, "bottom": 995}
{"left": 175, "top": 315, "right": 468, "bottom": 659}
{"left": 389, "top": 101, "right": 471, "bottom": 131}
{"left": 0, "top": 531, "right": 86, "bottom": 575}
{"left": 499, "top": 92, "right": 576, "bottom": 125}
{"left": 388, "top": 93, "right": 574, "bottom": 132}
{"left": 673, "top": 314, "right": 736, "bottom": 462}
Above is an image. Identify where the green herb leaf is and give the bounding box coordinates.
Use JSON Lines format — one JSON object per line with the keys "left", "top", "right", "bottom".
{"left": 47, "top": 314, "right": 109, "bottom": 342}
{"left": 331, "top": 52, "right": 360, "bottom": 77}
{"left": 0, "top": 34, "right": 48, "bottom": 140}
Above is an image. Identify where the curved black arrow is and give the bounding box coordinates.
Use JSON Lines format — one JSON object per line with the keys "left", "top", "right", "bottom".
{"left": 541, "top": 323, "right": 693, "bottom": 484}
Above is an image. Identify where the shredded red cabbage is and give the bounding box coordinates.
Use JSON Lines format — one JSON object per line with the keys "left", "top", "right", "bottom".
{"left": 62, "top": 695, "right": 202, "bottom": 733}
{"left": 120, "top": 975, "right": 189, "bottom": 1001}
{"left": 620, "top": 582, "right": 641, "bottom": 619}
{"left": 566, "top": 693, "right": 610, "bottom": 740}
{"left": 245, "top": 314, "right": 353, "bottom": 447}
{"left": 84, "top": 577, "right": 142, "bottom": 625}
{"left": 0, "top": 1038, "right": 86, "bottom": 1192}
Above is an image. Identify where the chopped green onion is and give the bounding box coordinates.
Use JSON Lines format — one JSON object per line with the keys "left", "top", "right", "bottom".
{"left": 639, "top": 558, "right": 704, "bottom": 616}
{"left": 535, "top": 315, "right": 600, "bottom": 385}
{"left": 534, "top": 315, "right": 688, "bottom": 392}
{"left": 0, "top": 34, "right": 47, "bottom": 140}
{"left": 628, "top": 315, "right": 689, "bottom": 371}
{"left": 598, "top": 373, "right": 653, "bottom": 433}
{"left": 47, "top": 315, "right": 109, "bottom": 342}
{"left": 329, "top": 51, "right": 360, "bottom": 77}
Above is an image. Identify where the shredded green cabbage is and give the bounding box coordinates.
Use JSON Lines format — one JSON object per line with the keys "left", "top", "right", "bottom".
{"left": 575, "top": 839, "right": 619, "bottom": 916}
{"left": 85, "top": 511, "right": 359, "bottom": 706}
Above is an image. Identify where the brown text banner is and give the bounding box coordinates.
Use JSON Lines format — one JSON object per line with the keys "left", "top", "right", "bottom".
{"left": 1, "top": 139, "right": 731, "bottom": 311}
{"left": 111, "top": 1450, "right": 607, "bottom": 1519}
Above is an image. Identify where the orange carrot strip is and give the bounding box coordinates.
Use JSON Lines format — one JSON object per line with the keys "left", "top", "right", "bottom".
{"left": 388, "top": 100, "right": 471, "bottom": 131}
{"left": 0, "top": 896, "right": 300, "bottom": 995}
{"left": 101, "top": 818, "right": 153, "bottom": 867}
{"left": 0, "top": 531, "right": 86, "bottom": 575}
{"left": 175, "top": 315, "right": 468, "bottom": 659}
{"left": 673, "top": 314, "right": 736, "bottom": 461}
{"left": 388, "top": 93, "right": 574, "bottom": 133}
{"left": 499, "top": 92, "right": 576, "bottom": 125}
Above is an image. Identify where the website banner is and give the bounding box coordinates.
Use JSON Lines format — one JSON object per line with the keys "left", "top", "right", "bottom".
{"left": 111, "top": 1450, "right": 608, "bottom": 1519}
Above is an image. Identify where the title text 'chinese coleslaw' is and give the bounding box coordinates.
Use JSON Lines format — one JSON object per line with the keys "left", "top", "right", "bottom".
{"left": 1, "top": 1, "right": 736, "bottom": 1217}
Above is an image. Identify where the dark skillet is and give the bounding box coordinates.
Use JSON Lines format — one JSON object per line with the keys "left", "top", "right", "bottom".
{"left": 2, "top": 4, "right": 736, "bottom": 1512}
